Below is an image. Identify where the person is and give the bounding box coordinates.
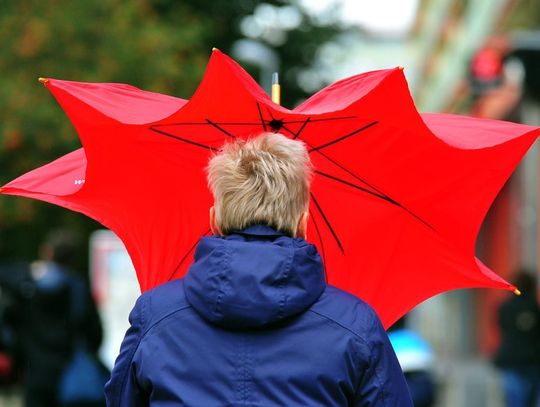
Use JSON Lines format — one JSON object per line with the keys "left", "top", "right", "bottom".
{"left": 387, "top": 318, "right": 436, "bottom": 407}
{"left": 0, "top": 230, "right": 105, "bottom": 407}
{"left": 493, "top": 270, "right": 540, "bottom": 407}
{"left": 105, "top": 133, "right": 412, "bottom": 406}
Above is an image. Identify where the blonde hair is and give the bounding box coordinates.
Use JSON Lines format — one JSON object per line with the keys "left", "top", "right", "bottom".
{"left": 207, "top": 133, "right": 312, "bottom": 236}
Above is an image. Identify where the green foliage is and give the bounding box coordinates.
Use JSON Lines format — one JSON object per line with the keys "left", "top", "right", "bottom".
{"left": 501, "top": 0, "right": 540, "bottom": 32}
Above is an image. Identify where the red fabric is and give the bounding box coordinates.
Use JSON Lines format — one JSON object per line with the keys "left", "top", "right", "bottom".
{"left": 2, "top": 50, "right": 538, "bottom": 327}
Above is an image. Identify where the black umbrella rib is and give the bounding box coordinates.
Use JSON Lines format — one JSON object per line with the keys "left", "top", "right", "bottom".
{"left": 289, "top": 130, "right": 389, "bottom": 199}
{"left": 309, "top": 208, "right": 328, "bottom": 283}
{"left": 150, "top": 115, "right": 435, "bottom": 232}
{"left": 266, "top": 106, "right": 275, "bottom": 120}
{"left": 310, "top": 193, "right": 344, "bottom": 254}
{"left": 315, "top": 170, "right": 392, "bottom": 202}
{"left": 300, "top": 131, "right": 387, "bottom": 197}
{"left": 205, "top": 119, "right": 237, "bottom": 140}
{"left": 279, "top": 123, "right": 297, "bottom": 137}
{"left": 149, "top": 115, "right": 356, "bottom": 128}
{"left": 298, "top": 125, "right": 436, "bottom": 232}
{"left": 301, "top": 133, "right": 413, "bottom": 215}
{"left": 149, "top": 126, "right": 218, "bottom": 152}
{"left": 314, "top": 169, "right": 436, "bottom": 231}
{"left": 152, "top": 122, "right": 261, "bottom": 126}
{"left": 293, "top": 118, "right": 311, "bottom": 139}
{"left": 396, "top": 203, "right": 436, "bottom": 231}
{"left": 167, "top": 228, "right": 211, "bottom": 281}
{"left": 309, "top": 121, "right": 378, "bottom": 153}
{"left": 256, "top": 103, "right": 267, "bottom": 132}
{"left": 283, "top": 126, "right": 417, "bottom": 225}
{"left": 281, "top": 123, "right": 312, "bottom": 142}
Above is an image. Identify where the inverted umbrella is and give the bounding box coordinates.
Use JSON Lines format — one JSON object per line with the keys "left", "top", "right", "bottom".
{"left": 2, "top": 50, "right": 538, "bottom": 328}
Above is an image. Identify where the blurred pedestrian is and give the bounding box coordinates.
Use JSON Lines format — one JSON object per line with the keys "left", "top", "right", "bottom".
{"left": 494, "top": 270, "right": 540, "bottom": 407}
{"left": 388, "top": 318, "right": 436, "bottom": 407}
{"left": 0, "top": 230, "right": 106, "bottom": 407}
{"left": 105, "top": 133, "right": 412, "bottom": 406}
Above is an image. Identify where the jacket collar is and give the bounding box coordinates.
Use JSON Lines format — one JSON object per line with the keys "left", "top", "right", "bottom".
{"left": 229, "top": 224, "right": 288, "bottom": 237}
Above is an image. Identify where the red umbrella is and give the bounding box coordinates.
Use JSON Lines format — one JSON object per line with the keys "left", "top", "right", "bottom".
{"left": 2, "top": 50, "right": 538, "bottom": 327}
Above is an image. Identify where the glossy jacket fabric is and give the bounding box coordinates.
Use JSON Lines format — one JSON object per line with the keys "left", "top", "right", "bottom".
{"left": 105, "top": 226, "right": 412, "bottom": 406}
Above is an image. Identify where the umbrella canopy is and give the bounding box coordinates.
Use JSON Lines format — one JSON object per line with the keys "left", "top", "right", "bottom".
{"left": 2, "top": 50, "right": 538, "bottom": 328}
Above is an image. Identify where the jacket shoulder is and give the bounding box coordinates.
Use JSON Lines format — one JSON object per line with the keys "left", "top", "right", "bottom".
{"left": 309, "top": 285, "right": 381, "bottom": 341}
{"left": 134, "top": 278, "right": 191, "bottom": 332}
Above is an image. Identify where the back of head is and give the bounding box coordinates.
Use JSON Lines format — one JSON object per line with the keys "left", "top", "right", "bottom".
{"left": 207, "top": 132, "right": 312, "bottom": 236}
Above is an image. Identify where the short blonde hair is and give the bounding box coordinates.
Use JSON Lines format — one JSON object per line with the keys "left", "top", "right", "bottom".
{"left": 207, "top": 133, "right": 312, "bottom": 236}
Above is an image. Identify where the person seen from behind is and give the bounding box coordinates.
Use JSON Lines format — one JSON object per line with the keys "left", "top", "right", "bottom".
{"left": 105, "top": 133, "right": 412, "bottom": 406}
{"left": 0, "top": 230, "right": 105, "bottom": 407}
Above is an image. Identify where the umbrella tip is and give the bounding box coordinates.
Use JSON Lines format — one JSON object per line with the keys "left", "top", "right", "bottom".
{"left": 398, "top": 66, "right": 404, "bottom": 71}
{"left": 212, "top": 47, "right": 219, "bottom": 52}
{"left": 513, "top": 288, "right": 521, "bottom": 296}
{"left": 38, "top": 77, "right": 48, "bottom": 84}
{"left": 271, "top": 72, "right": 281, "bottom": 105}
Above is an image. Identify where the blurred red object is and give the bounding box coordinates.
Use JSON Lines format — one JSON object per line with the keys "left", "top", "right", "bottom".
{"left": 0, "top": 352, "right": 14, "bottom": 384}
{"left": 471, "top": 47, "right": 504, "bottom": 82}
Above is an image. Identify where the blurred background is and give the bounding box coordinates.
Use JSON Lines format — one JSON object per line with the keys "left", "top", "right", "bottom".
{"left": 1, "top": 0, "right": 539, "bottom": 406}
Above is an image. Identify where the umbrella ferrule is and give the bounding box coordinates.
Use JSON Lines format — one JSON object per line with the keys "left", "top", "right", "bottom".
{"left": 271, "top": 72, "right": 280, "bottom": 105}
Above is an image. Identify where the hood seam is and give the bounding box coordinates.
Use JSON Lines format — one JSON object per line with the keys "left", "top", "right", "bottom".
{"left": 212, "top": 243, "right": 231, "bottom": 320}
{"left": 277, "top": 239, "right": 295, "bottom": 320}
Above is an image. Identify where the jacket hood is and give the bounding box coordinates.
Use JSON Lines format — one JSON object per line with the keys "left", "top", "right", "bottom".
{"left": 184, "top": 225, "right": 326, "bottom": 329}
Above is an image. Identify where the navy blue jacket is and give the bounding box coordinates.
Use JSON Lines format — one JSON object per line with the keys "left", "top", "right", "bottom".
{"left": 105, "top": 225, "right": 412, "bottom": 406}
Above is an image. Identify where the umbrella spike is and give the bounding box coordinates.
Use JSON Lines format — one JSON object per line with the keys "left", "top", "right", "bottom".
{"left": 212, "top": 47, "right": 218, "bottom": 52}
{"left": 272, "top": 72, "right": 281, "bottom": 105}
{"left": 38, "top": 77, "right": 48, "bottom": 84}
{"left": 513, "top": 288, "right": 521, "bottom": 296}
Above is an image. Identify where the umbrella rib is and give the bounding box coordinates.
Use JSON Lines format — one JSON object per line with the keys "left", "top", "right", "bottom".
{"left": 286, "top": 130, "right": 388, "bottom": 199}
{"left": 152, "top": 122, "right": 263, "bottom": 126}
{"left": 310, "top": 193, "right": 344, "bottom": 254}
{"left": 397, "top": 204, "right": 436, "bottom": 231}
{"left": 303, "top": 136, "right": 387, "bottom": 196}
{"left": 205, "top": 119, "right": 237, "bottom": 140}
{"left": 308, "top": 121, "right": 378, "bottom": 153}
{"left": 256, "top": 103, "right": 268, "bottom": 132}
{"left": 309, "top": 207, "right": 328, "bottom": 283}
{"left": 315, "top": 170, "right": 392, "bottom": 202}
{"left": 167, "top": 228, "right": 212, "bottom": 281}
{"left": 149, "top": 126, "right": 218, "bottom": 151}
{"left": 293, "top": 118, "right": 311, "bottom": 140}
{"left": 283, "top": 125, "right": 397, "bottom": 204}
{"left": 266, "top": 106, "right": 275, "bottom": 120}
{"left": 315, "top": 170, "right": 436, "bottom": 231}
{"left": 148, "top": 117, "right": 357, "bottom": 127}
{"left": 280, "top": 124, "right": 302, "bottom": 139}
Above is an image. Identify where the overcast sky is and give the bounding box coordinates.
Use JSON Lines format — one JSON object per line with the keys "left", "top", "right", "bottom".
{"left": 299, "top": 0, "right": 420, "bottom": 37}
